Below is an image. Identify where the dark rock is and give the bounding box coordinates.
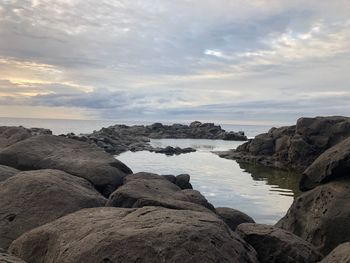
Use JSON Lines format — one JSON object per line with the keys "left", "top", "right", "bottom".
{"left": 0, "top": 135, "right": 132, "bottom": 197}
{"left": 162, "top": 174, "right": 176, "bottom": 183}
{"left": 237, "top": 223, "right": 323, "bottom": 263}
{"left": 9, "top": 207, "right": 259, "bottom": 263}
{"left": 300, "top": 137, "right": 350, "bottom": 191}
{"left": 106, "top": 172, "right": 214, "bottom": 213}
{"left": 0, "top": 165, "right": 19, "bottom": 182}
{"left": 151, "top": 146, "right": 196, "bottom": 155}
{"left": 215, "top": 207, "right": 255, "bottom": 231}
{"left": 0, "top": 169, "right": 106, "bottom": 249}
{"left": 175, "top": 174, "right": 193, "bottom": 189}
{"left": 0, "top": 251, "right": 27, "bottom": 263}
{"left": 276, "top": 178, "right": 350, "bottom": 254}
{"left": 319, "top": 242, "right": 350, "bottom": 263}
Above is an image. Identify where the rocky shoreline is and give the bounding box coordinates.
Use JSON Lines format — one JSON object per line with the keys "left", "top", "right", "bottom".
{"left": 63, "top": 121, "right": 247, "bottom": 155}
{"left": 0, "top": 117, "right": 349, "bottom": 262}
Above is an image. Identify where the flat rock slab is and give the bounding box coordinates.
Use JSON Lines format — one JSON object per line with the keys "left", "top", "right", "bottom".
{"left": 319, "top": 242, "right": 350, "bottom": 263}
{"left": 0, "top": 135, "right": 132, "bottom": 196}
{"left": 106, "top": 172, "right": 214, "bottom": 213}
{"left": 236, "top": 223, "right": 322, "bottom": 263}
{"left": 276, "top": 178, "right": 350, "bottom": 255}
{"left": 215, "top": 207, "right": 255, "bottom": 231}
{"left": 10, "top": 206, "right": 259, "bottom": 263}
{"left": 0, "top": 169, "right": 106, "bottom": 249}
{"left": 0, "top": 165, "right": 19, "bottom": 182}
{"left": 301, "top": 137, "right": 350, "bottom": 191}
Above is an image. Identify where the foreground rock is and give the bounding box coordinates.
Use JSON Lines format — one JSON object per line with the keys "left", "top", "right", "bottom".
{"left": 319, "top": 242, "right": 350, "bottom": 263}
{"left": 276, "top": 178, "right": 350, "bottom": 255}
{"left": 65, "top": 121, "right": 247, "bottom": 155}
{"left": 0, "top": 135, "right": 132, "bottom": 196}
{"left": 236, "top": 223, "right": 322, "bottom": 263}
{"left": 0, "top": 169, "right": 106, "bottom": 249}
{"left": 217, "top": 116, "right": 350, "bottom": 172}
{"left": 0, "top": 250, "right": 27, "bottom": 263}
{"left": 106, "top": 172, "right": 213, "bottom": 213}
{"left": 216, "top": 207, "right": 255, "bottom": 231}
{"left": 300, "top": 136, "right": 350, "bottom": 190}
{"left": 0, "top": 165, "right": 19, "bottom": 182}
{"left": 10, "top": 207, "right": 259, "bottom": 263}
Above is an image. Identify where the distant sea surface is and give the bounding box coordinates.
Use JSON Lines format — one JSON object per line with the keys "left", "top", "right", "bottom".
{"left": 0, "top": 117, "right": 298, "bottom": 224}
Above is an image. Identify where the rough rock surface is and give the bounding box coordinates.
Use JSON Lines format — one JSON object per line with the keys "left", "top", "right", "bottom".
{"left": 0, "top": 251, "right": 27, "bottom": 263}
{"left": 175, "top": 173, "right": 193, "bottom": 189}
{"left": 236, "top": 223, "right": 323, "bottom": 263}
{"left": 0, "top": 135, "right": 132, "bottom": 196}
{"left": 106, "top": 172, "right": 214, "bottom": 213}
{"left": 276, "top": 178, "right": 350, "bottom": 255}
{"left": 217, "top": 116, "right": 350, "bottom": 172}
{"left": 300, "top": 136, "right": 350, "bottom": 190}
{"left": 319, "top": 242, "right": 350, "bottom": 263}
{"left": 0, "top": 165, "right": 19, "bottom": 182}
{"left": 9, "top": 207, "right": 259, "bottom": 263}
{"left": 64, "top": 121, "right": 247, "bottom": 155}
{"left": 216, "top": 207, "right": 255, "bottom": 231}
{"left": 0, "top": 169, "right": 106, "bottom": 249}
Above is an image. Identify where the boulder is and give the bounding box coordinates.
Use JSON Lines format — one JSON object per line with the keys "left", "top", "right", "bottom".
{"left": 300, "top": 137, "right": 350, "bottom": 191}
{"left": 0, "top": 251, "right": 27, "bottom": 263}
{"left": 0, "top": 165, "right": 19, "bottom": 182}
{"left": 0, "top": 169, "right": 106, "bottom": 249}
{"left": 319, "top": 242, "right": 350, "bottom": 263}
{"left": 175, "top": 173, "right": 193, "bottom": 189}
{"left": 0, "top": 127, "right": 32, "bottom": 150}
{"left": 276, "top": 178, "right": 350, "bottom": 254}
{"left": 0, "top": 135, "right": 132, "bottom": 196}
{"left": 236, "top": 223, "right": 322, "bottom": 263}
{"left": 106, "top": 172, "right": 214, "bottom": 213}
{"left": 9, "top": 207, "right": 259, "bottom": 263}
{"left": 215, "top": 207, "right": 255, "bottom": 231}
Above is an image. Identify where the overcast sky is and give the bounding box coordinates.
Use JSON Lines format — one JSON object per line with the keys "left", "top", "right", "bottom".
{"left": 0, "top": 0, "right": 349, "bottom": 125}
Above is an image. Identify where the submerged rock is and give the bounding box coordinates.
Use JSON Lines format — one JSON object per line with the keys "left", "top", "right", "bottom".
{"left": 9, "top": 207, "right": 259, "bottom": 263}
{"left": 236, "top": 223, "right": 323, "bottom": 263}
{"left": 215, "top": 207, "right": 255, "bottom": 231}
{"left": 0, "top": 135, "right": 132, "bottom": 196}
{"left": 0, "top": 169, "right": 106, "bottom": 249}
{"left": 276, "top": 178, "right": 350, "bottom": 255}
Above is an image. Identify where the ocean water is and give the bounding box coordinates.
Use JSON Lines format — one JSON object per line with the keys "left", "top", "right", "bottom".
{"left": 0, "top": 117, "right": 299, "bottom": 224}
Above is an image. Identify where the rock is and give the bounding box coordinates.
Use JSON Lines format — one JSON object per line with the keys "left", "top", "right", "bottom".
{"left": 0, "top": 127, "right": 32, "bottom": 150}
{"left": 0, "top": 135, "right": 132, "bottom": 196}
{"left": 175, "top": 173, "right": 193, "bottom": 189}
{"left": 319, "top": 242, "right": 350, "bottom": 263}
{"left": 0, "top": 169, "right": 106, "bottom": 249}
{"left": 106, "top": 172, "right": 214, "bottom": 213}
{"left": 276, "top": 178, "right": 350, "bottom": 255}
{"left": 9, "top": 207, "right": 259, "bottom": 263}
{"left": 0, "top": 165, "right": 19, "bottom": 182}
{"left": 162, "top": 174, "right": 176, "bottom": 183}
{"left": 300, "top": 137, "right": 350, "bottom": 191}
{"left": 218, "top": 116, "right": 350, "bottom": 172}
{"left": 215, "top": 207, "right": 255, "bottom": 231}
{"left": 236, "top": 223, "right": 323, "bottom": 263}
{"left": 0, "top": 251, "right": 27, "bottom": 263}
{"left": 151, "top": 146, "right": 196, "bottom": 155}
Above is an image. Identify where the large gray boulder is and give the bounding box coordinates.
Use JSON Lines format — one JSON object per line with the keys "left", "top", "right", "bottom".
{"left": 319, "top": 242, "right": 350, "bottom": 263}
{"left": 0, "top": 127, "right": 32, "bottom": 150}
{"left": 0, "top": 169, "right": 106, "bottom": 249}
{"left": 215, "top": 207, "right": 255, "bottom": 231}
{"left": 0, "top": 135, "right": 132, "bottom": 196}
{"left": 9, "top": 207, "right": 259, "bottom": 263}
{"left": 236, "top": 223, "right": 322, "bottom": 263}
{"left": 0, "top": 251, "right": 27, "bottom": 263}
{"left": 0, "top": 165, "right": 19, "bottom": 182}
{"left": 300, "top": 137, "right": 350, "bottom": 191}
{"left": 106, "top": 172, "right": 214, "bottom": 213}
{"left": 276, "top": 178, "right": 350, "bottom": 255}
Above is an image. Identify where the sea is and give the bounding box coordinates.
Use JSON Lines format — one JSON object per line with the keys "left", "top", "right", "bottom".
{"left": 0, "top": 117, "right": 300, "bottom": 224}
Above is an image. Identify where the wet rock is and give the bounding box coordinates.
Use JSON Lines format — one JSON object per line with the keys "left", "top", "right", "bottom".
{"left": 215, "top": 207, "right": 255, "bottom": 231}
{"left": 0, "top": 135, "right": 132, "bottom": 196}
{"left": 237, "top": 223, "right": 323, "bottom": 263}
{"left": 0, "top": 169, "right": 106, "bottom": 249}
{"left": 9, "top": 207, "right": 259, "bottom": 263}
{"left": 276, "top": 178, "right": 350, "bottom": 255}
{"left": 0, "top": 165, "right": 19, "bottom": 182}
{"left": 106, "top": 172, "right": 214, "bottom": 213}
{"left": 151, "top": 146, "right": 196, "bottom": 155}
{"left": 319, "top": 242, "right": 350, "bottom": 263}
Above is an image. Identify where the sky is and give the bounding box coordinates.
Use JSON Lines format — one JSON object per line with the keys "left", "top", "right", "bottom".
{"left": 0, "top": 0, "right": 349, "bottom": 125}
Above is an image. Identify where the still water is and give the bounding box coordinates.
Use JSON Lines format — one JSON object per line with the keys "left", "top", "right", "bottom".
{"left": 118, "top": 139, "right": 301, "bottom": 224}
